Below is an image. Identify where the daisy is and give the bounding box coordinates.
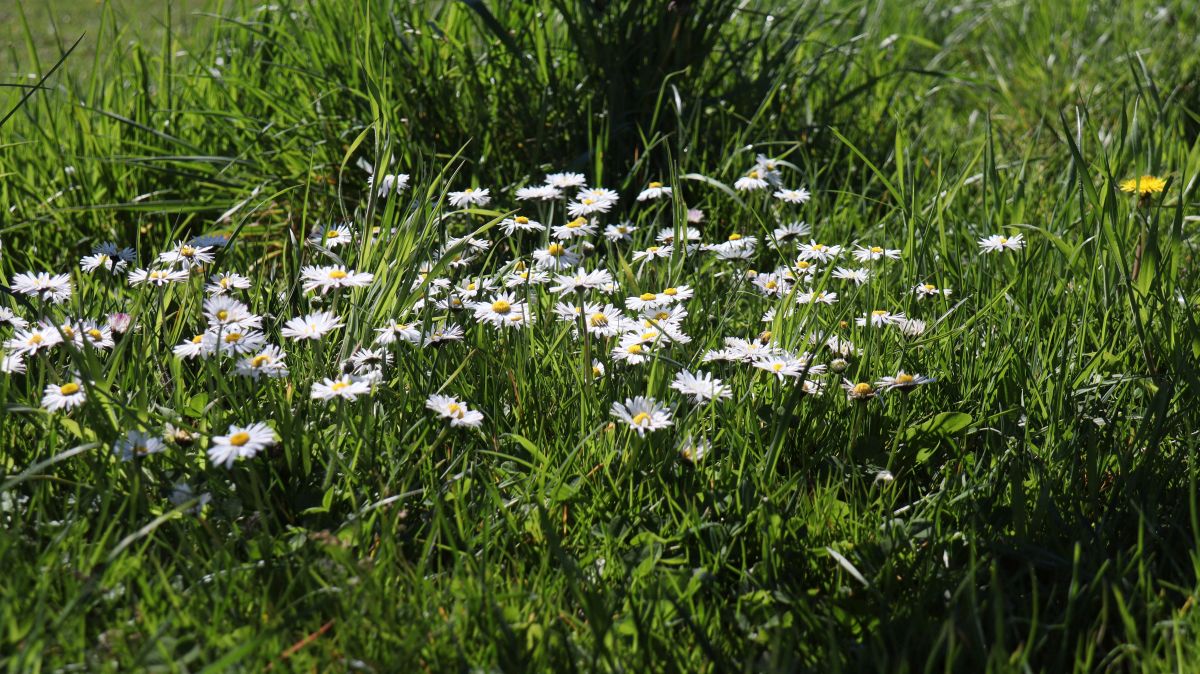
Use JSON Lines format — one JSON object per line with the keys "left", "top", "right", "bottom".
{"left": 545, "top": 172, "right": 587, "bottom": 189}
{"left": 841, "top": 380, "right": 877, "bottom": 402}
{"left": 281, "top": 311, "right": 344, "bottom": 341}
{"left": 612, "top": 336, "right": 653, "bottom": 365}
{"left": 128, "top": 268, "right": 189, "bottom": 287}
{"left": 426, "top": 393, "right": 484, "bottom": 428}
{"left": 753, "top": 273, "right": 791, "bottom": 297}
{"left": 591, "top": 359, "right": 606, "bottom": 379}
{"left": 0, "top": 307, "right": 29, "bottom": 329}
{"left": 107, "top": 313, "right": 132, "bottom": 334}
{"left": 5, "top": 325, "right": 63, "bottom": 355}
{"left": 1119, "top": 175, "right": 1166, "bottom": 195}
{"left": 80, "top": 243, "right": 134, "bottom": 274}
{"left": 79, "top": 322, "right": 115, "bottom": 350}
{"left": 173, "top": 334, "right": 209, "bottom": 360}
{"left": 1, "top": 351, "right": 25, "bottom": 374}
{"left": 235, "top": 345, "right": 289, "bottom": 379}
{"left": 550, "top": 268, "right": 614, "bottom": 295}
{"left": 515, "top": 185, "right": 562, "bottom": 201}
{"left": 581, "top": 305, "right": 627, "bottom": 337}
{"left": 734, "top": 169, "right": 769, "bottom": 192}
{"left": 876, "top": 371, "right": 936, "bottom": 392}
{"left": 206, "top": 272, "right": 252, "bottom": 295}
{"left": 772, "top": 221, "right": 811, "bottom": 242}
{"left": 423, "top": 324, "right": 465, "bottom": 347}
{"left": 670, "top": 370, "right": 731, "bottom": 404}
{"left": 532, "top": 243, "right": 580, "bottom": 270}
{"left": 504, "top": 268, "right": 551, "bottom": 288}
{"left": 550, "top": 217, "right": 594, "bottom": 241}
{"left": 42, "top": 379, "right": 86, "bottom": 412}
{"left": 207, "top": 422, "right": 277, "bottom": 468}
{"left": 309, "top": 224, "right": 354, "bottom": 248}
{"left": 773, "top": 187, "right": 810, "bottom": 204}
{"left": 656, "top": 226, "right": 702, "bottom": 244}
{"left": 792, "top": 260, "right": 820, "bottom": 278}
{"left": 913, "top": 282, "right": 952, "bottom": 299}
{"left": 114, "top": 430, "right": 167, "bottom": 461}
{"left": 797, "top": 241, "right": 843, "bottom": 263}
{"left": 632, "top": 245, "right": 673, "bottom": 263}
{"left": 375, "top": 320, "right": 422, "bottom": 345}
{"left": 11, "top": 272, "right": 72, "bottom": 304}
{"left": 473, "top": 293, "right": 529, "bottom": 328}
{"left": 678, "top": 436, "right": 712, "bottom": 463}
{"left": 978, "top": 233, "right": 1025, "bottom": 253}
{"left": 500, "top": 215, "right": 545, "bottom": 235}
{"left": 796, "top": 288, "right": 838, "bottom": 305}
{"left": 686, "top": 208, "right": 705, "bottom": 223}
{"left": 897, "top": 318, "right": 927, "bottom": 337}
{"left": 626, "top": 291, "right": 665, "bottom": 312}
{"left": 204, "top": 296, "right": 261, "bottom": 331}
{"left": 567, "top": 197, "right": 612, "bottom": 218}
{"left": 753, "top": 355, "right": 825, "bottom": 381}
{"left": 312, "top": 374, "right": 372, "bottom": 401}
{"left": 721, "top": 337, "right": 779, "bottom": 362}
{"left": 636, "top": 182, "right": 672, "bottom": 201}
{"left": 203, "top": 328, "right": 267, "bottom": 357}
{"left": 856, "top": 310, "right": 905, "bottom": 328}
{"left": 300, "top": 265, "right": 374, "bottom": 294}
{"left": 831, "top": 267, "right": 871, "bottom": 285}
{"left": 158, "top": 241, "right": 216, "bottom": 269}
{"left": 577, "top": 187, "right": 619, "bottom": 207}
{"left": 707, "top": 241, "right": 755, "bottom": 260}
{"left": 371, "top": 173, "right": 410, "bottom": 198}
{"left": 447, "top": 187, "right": 491, "bottom": 208}
{"left": 610, "top": 396, "right": 672, "bottom": 436}
{"left": 854, "top": 245, "right": 901, "bottom": 262}
{"left": 603, "top": 222, "right": 637, "bottom": 242}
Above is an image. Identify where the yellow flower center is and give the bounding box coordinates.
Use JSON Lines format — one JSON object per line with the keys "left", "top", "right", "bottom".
{"left": 896, "top": 373, "right": 915, "bottom": 384}
{"left": 251, "top": 355, "right": 270, "bottom": 368}
{"left": 329, "top": 269, "right": 348, "bottom": 280}
{"left": 654, "top": 311, "right": 670, "bottom": 320}
{"left": 663, "top": 287, "right": 678, "bottom": 296}
{"left": 191, "top": 334, "right": 204, "bottom": 344}
{"left": 547, "top": 244, "right": 566, "bottom": 256}
{"left": 515, "top": 216, "right": 529, "bottom": 224}
{"left": 649, "top": 181, "right": 663, "bottom": 189}
{"left": 999, "top": 237, "right": 1008, "bottom": 244}
{"left": 466, "top": 282, "right": 476, "bottom": 290}
{"left": 646, "top": 246, "right": 660, "bottom": 253}
{"left": 766, "top": 281, "right": 777, "bottom": 290}
{"left": 60, "top": 383, "right": 80, "bottom": 395}
{"left": 216, "top": 310, "right": 229, "bottom": 321}
{"left": 641, "top": 331, "right": 658, "bottom": 341}
{"left": 748, "top": 170, "right": 759, "bottom": 179}
{"left": 813, "top": 243, "right": 826, "bottom": 251}
{"left": 447, "top": 403, "right": 464, "bottom": 418}
{"left": 590, "top": 313, "right": 609, "bottom": 326}
{"left": 627, "top": 344, "right": 643, "bottom": 354}
{"left": 30, "top": 334, "right": 43, "bottom": 345}
{"left": 62, "top": 326, "right": 75, "bottom": 339}
{"left": 638, "top": 293, "right": 656, "bottom": 302}
{"left": 229, "top": 432, "right": 250, "bottom": 446}
{"left": 180, "top": 246, "right": 196, "bottom": 257}
{"left": 491, "top": 300, "right": 512, "bottom": 314}
{"left": 872, "top": 310, "right": 888, "bottom": 317}
{"left": 332, "top": 381, "right": 349, "bottom": 392}
{"left": 631, "top": 412, "right": 651, "bottom": 426}
{"left": 464, "top": 188, "right": 474, "bottom": 193}
{"left": 224, "top": 332, "right": 243, "bottom": 343}
{"left": 870, "top": 246, "right": 883, "bottom": 254}
{"left": 852, "top": 383, "right": 873, "bottom": 396}
{"left": 728, "top": 233, "right": 742, "bottom": 241}
{"left": 582, "top": 198, "right": 595, "bottom": 205}
{"left": 592, "top": 365, "right": 602, "bottom": 377}
{"left": 923, "top": 284, "right": 936, "bottom": 291}
{"left": 772, "top": 363, "right": 784, "bottom": 372}
{"left": 567, "top": 217, "right": 586, "bottom": 229}
{"left": 87, "top": 329, "right": 103, "bottom": 340}
{"left": 508, "top": 314, "right": 524, "bottom": 322}
{"left": 796, "top": 261, "right": 810, "bottom": 269}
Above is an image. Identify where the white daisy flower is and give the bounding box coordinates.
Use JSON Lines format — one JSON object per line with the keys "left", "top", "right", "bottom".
{"left": 678, "top": 435, "right": 712, "bottom": 463}
{"left": 545, "top": 172, "right": 587, "bottom": 189}
{"left": 856, "top": 310, "right": 905, "bottom": 328}
{"left": 670, "top": 370, "right": 731, "bottom": 404}
{"left": 158, "top": 241, "right": 216, "bottom": 269}
{"left": 603, "top": 222, "right": 637, "bottom": 242}
{"left": 79, "top": 321, "right": 115, "bottom": 350}
{"left": 447, "top": 187, "right": 491, "bottom": 208}
{"left": 773, "top": 187, "right": 810, "bottom": 204}
{"left": 0, "top": 307, "right": 29, "bottom": 329}
{"left": 913, "top": 282, "right": 952, "bottom": 299}
{"left": 504, "top": 268, "right": 552, "bottom": 288}
{"left": 312, "top": 374, "right": 372, "bottom": 401}
{"left": 300, "top": 265, "right": 374, "bottom": 294}
{"left": 206, "top": 272, "right": 252, "bottom": 295}
{"left": 772, "top": 221, "right": 811, "bottom": 242}
{"left": 5, "top": 324, "right": 63, "bottom": 355}
{"left": 281, "top": 311, "right": 344, "bottom": 341}
{"left": 753, "top": 355, "right": 826, "bottom": 381}
{"left": 426, "top": 393, "right": 484, "bottom": 428}
{"left": 612, "top": 336, "right": 653, "bottom": 365}
{"left": 1, "top": 351, "right": 26, "bottom": 374}
{"left": 423, "top": 324, "right": 465, "bottom": 347}
{"left": 636, "top": 182, "right": 672, "bottom": 201}
{"left": 500, "top": 215, "right": 545, "bottom": 235}
{"left": 42, "top": 379, "right": 86, "bottom": 412}
{"left": 204, "top": 297, "right": 261, "bottom": 331}
{"left": 978, "top": 233, "right": 1025, "bottom": 253}
{"left": 831, "top": 267, "right": 871, "bottom": 285}
{"left": 207, "top": 422, "right": 277, "bottom": 468}
{"left": 371, "top": 173, "right": 410, "bottom": 198}
{"left": 309, "top": 224, "right": 354, "bottom": 248}
{"left": 203, "top": 328, "right": 267, "bottom": 357}
{"left": 173, "top": 334, "right": 209, "bottom": 360}
{"left": 734, "top": 169, "right": 769, "bottom": 192}
{"left": 753, "top": 273, "right": 792, "bottom": 297}
{"left": 235, "top": 345, "right": 289, "bottom": 379}
{"left": 876, "top": 371, "right": 936, "bottom": 392}
{"left": 722, "top": 337, "right": 779, "bottom": 362}
{"left": 797, "top": 241, "right": 842, "bottom": 263}
{"left": 550, "top": 268, "right": 614, "bottom": 295}
{"left": 375, "top": 320, "right": 422, "bottom": 345}
{"left": 473, "top": 293, "right": 530, "bottom": 328}
{"left": 631, "top": 245, "right": 673, "bottom": 263}
{"left": 656, "top": 226, "right": 702, "bottom": 244}
{"left": 80, "top": 243, "right": 134, "bottom": 274}
{"left": 580, "top": 305, "right": 628, "bottom": 337}
{"left": 128, "top": 268, "right": 189, "bottom": 287}
{"left": 532, "top": 243, "right": 581, "bottom": 270}
{"left": 842, "top": 380, "right": 877, "bottom": 402}
{"left": 12, "top": 271, "right": 72, "bottom": 304}
{"left": 515, "top": 185, "right": 562, "bottom": 201}
{"left": 567, "top": 197, "right": 612, "bottom": 218}
{"left": 552, "top": 217, "right": 598, "bottom": 240}
{"left": 853, "top": 245, "right": 901, "bottom": 262}
{"left": 897, "top": 318, "right": 927, "bottom": 337}
{"left": 114, "top": 430, "right": 167, "bottom": 461}
{"left": 796, "top": 288, "right": 838, "bottom": 305}
{"left": 610, "top": 396, "right": 672, "bottom": 436}
{"left": 686, "top": 208, "right": 705, "bottom": 223}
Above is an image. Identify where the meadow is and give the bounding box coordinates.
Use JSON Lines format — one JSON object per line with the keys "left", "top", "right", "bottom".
{"left": 2, "top": 0, "right": 1200, "bottom": 671}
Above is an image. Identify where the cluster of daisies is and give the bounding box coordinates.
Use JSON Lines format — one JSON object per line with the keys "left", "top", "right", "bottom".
{"left": 1, "top": 157, "right": 1048, "bottom": 473}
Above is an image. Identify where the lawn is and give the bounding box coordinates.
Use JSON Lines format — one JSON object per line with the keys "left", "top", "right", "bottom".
{"left": 2, "top": 0, "right": 1200, "bottom": 671}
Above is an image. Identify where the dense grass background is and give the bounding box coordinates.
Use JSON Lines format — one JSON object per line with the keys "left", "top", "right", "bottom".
{"left": 2, "top": 0, "right": 1200, "bottom": 671}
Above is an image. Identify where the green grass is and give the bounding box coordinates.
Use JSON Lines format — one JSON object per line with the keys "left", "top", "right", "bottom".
{"left": 2, "top": 0, "right": 1200, "bottom": 671}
